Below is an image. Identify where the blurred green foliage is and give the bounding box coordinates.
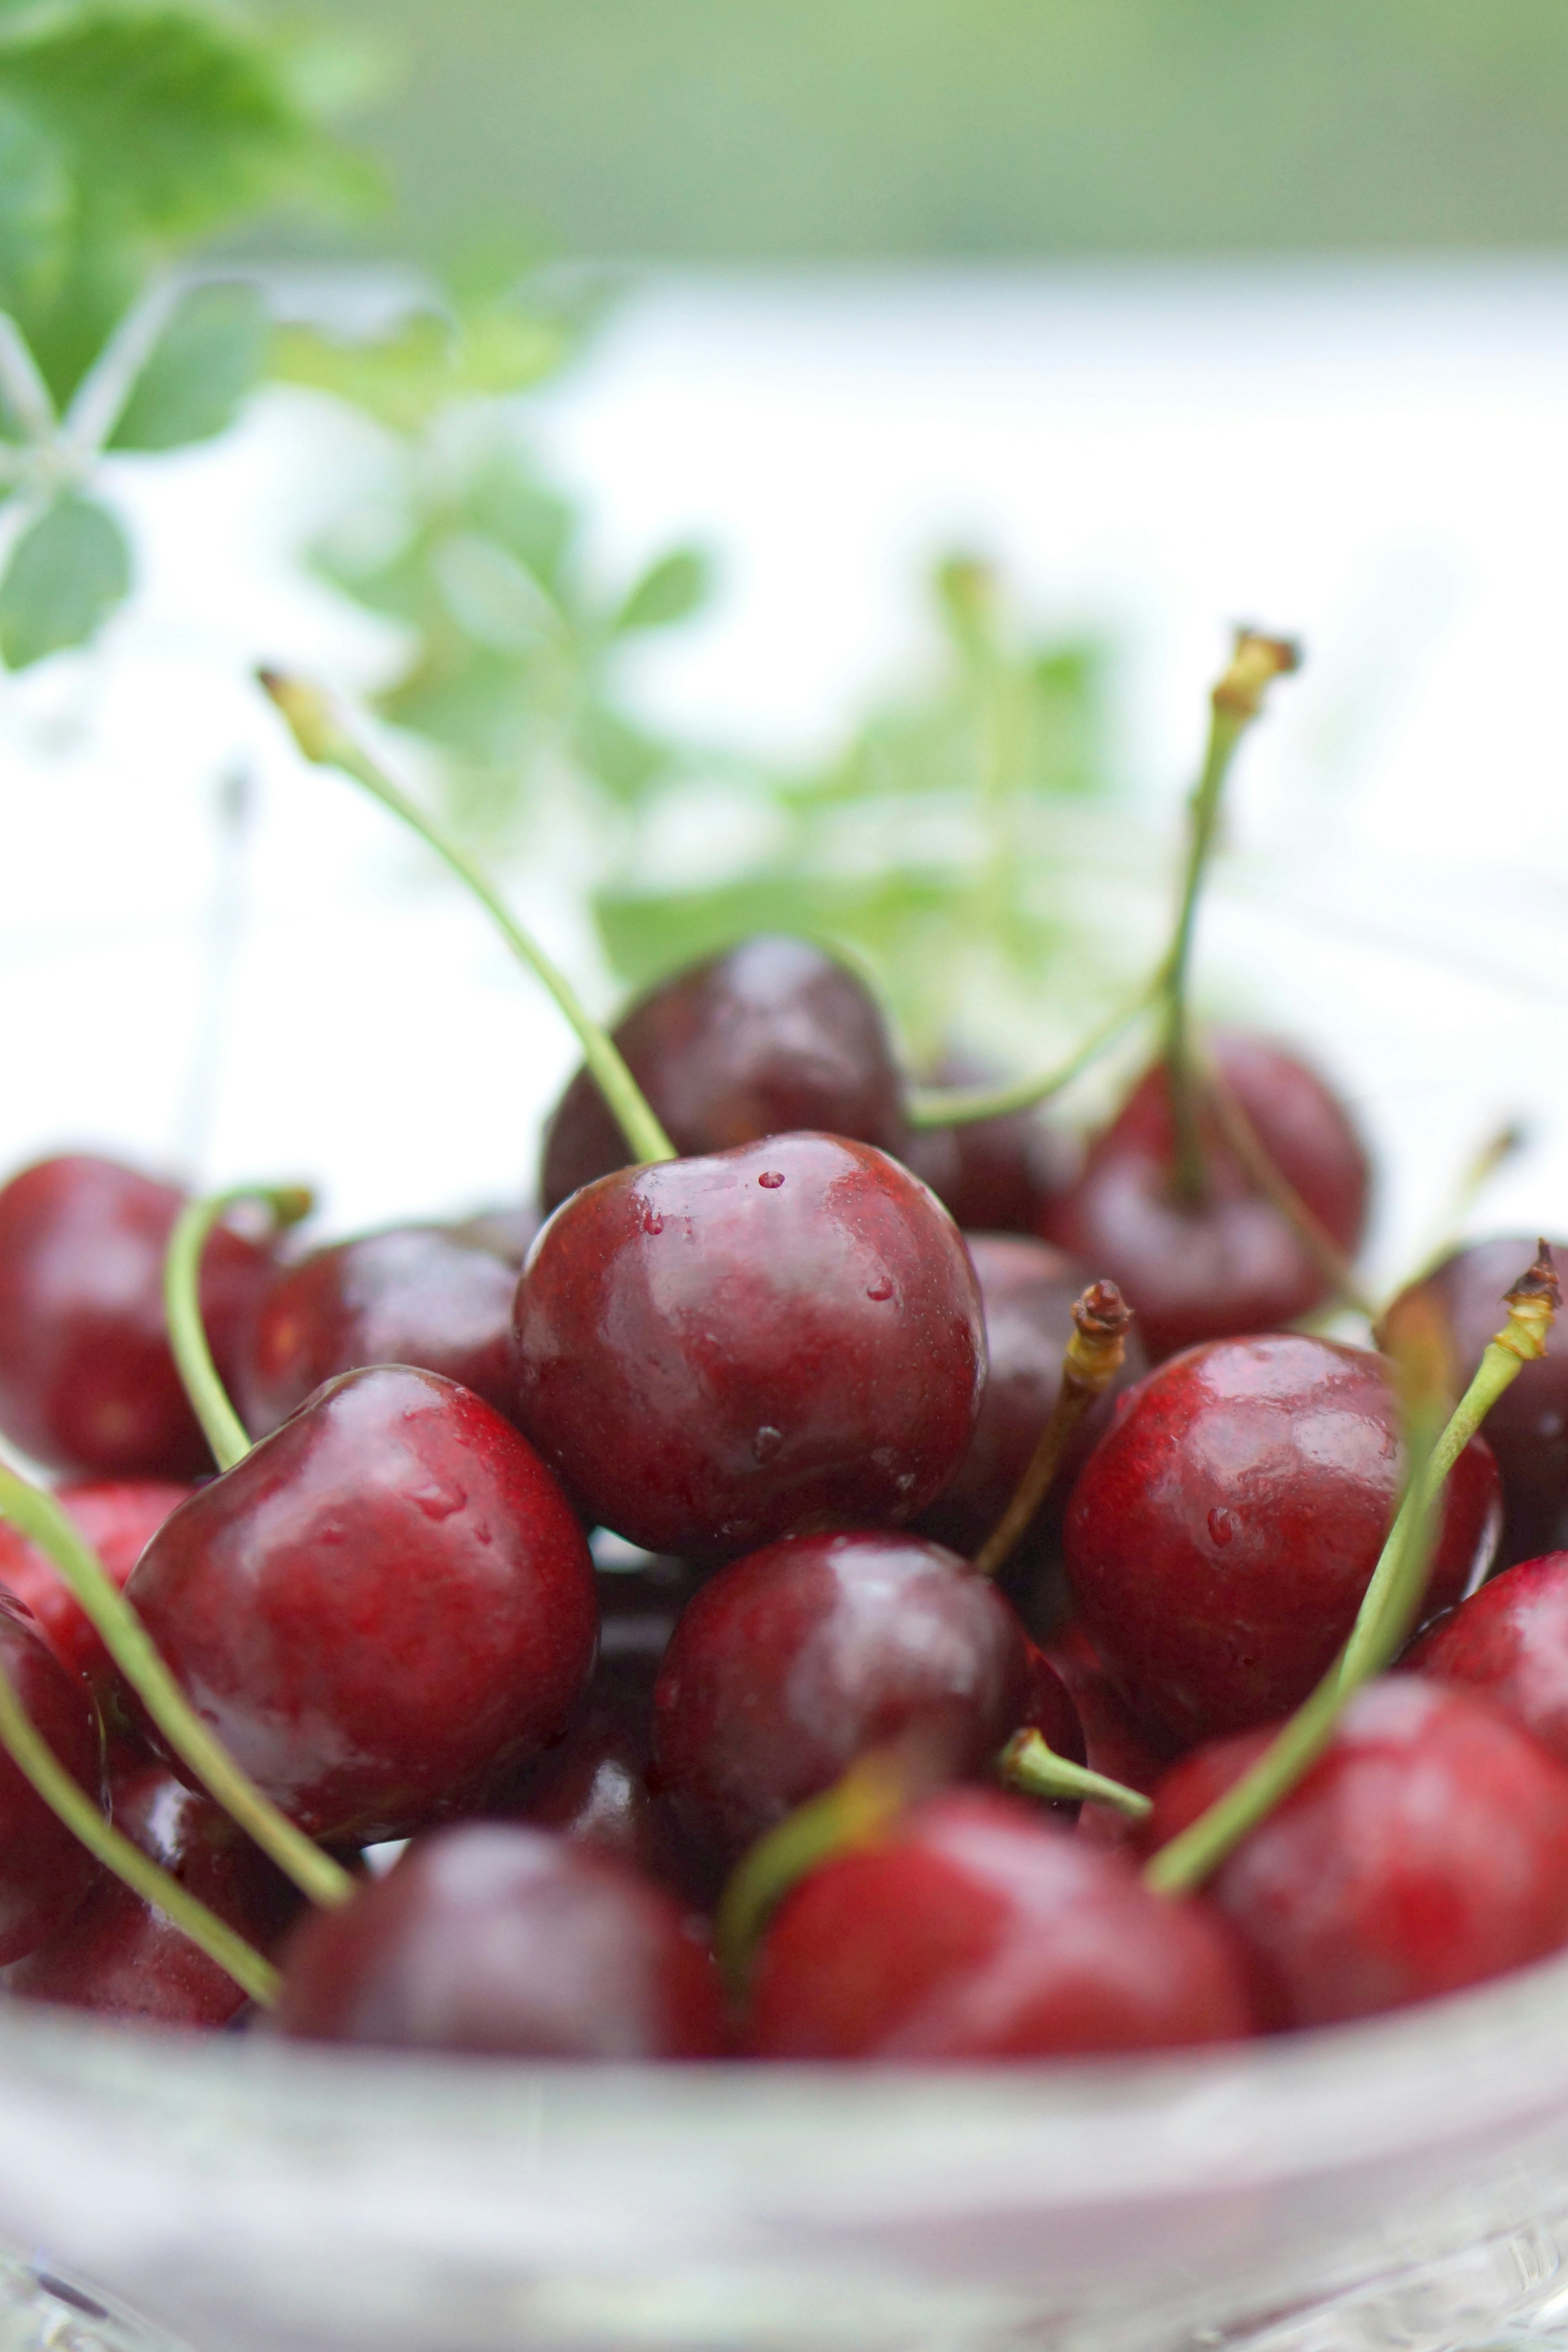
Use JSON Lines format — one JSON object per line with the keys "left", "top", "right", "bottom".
{"left": 262, "top": 0, "right": 1568, "bottom": 262}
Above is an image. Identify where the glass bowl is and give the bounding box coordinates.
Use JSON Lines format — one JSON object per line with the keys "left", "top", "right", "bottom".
{"left": 7, "top": 1948, "right": 1568, "bottom": 2352}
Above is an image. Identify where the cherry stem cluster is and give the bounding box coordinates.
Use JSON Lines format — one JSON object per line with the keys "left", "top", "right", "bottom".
{"left": 0, "top": 1653, "right": 280, "bottom": 2006}
{"left": 0, "top": 1471, "right": 355, "bottom": 1914}
{"left": 971, "top": 1279, "right": 1133, "bottom": 1578}
{"left": 259, "top": 673, "right": 677, "bottom": 1170}
{"left": 165, "top": 1184, "right": 312, "bottom": 1472}
{"left": 1144, "top": 1245, "right": 1561, "bottom": 1897}
{"left": 998, "top": 1728, "right": 1152, "bottom": 1820}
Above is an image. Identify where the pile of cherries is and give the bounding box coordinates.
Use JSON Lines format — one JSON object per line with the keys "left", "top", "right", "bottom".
{"left": 7, "top": 632, "right": 1568, "bottom": 2067}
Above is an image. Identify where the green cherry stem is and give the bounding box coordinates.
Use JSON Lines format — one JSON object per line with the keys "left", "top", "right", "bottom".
{"left": 1144, "top": 1246, "right": 1560, "bottom": 1898}
{"left": 0, "top": 1657, "right": 279, "bottom": 2007}
{"left": 165, "top": 1184, "right": 312, "bottom": 1472}
{"left": 904, "top": 976, "right": 1160, "bottom": 1130}
{"left": 998, "top": 1728, "right": 1152, "bottom": 1820}
{"left": 1162, "top": 630, "right": 1299, "bottom": 1205}
{"left": 972, "top": 1280, "right": 1133, "bottom": 1579}
{"left": 259, "top": 672, "right": 677, "bottom": 1168}
{"left": 0, "top": 1472, "right": 355, "bottom": 1913}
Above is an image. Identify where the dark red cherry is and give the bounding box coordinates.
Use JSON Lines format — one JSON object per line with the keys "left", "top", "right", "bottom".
{"left": 902, "top": 1055, "right": 1078, "bottom": 1234}
{"left": 748, "top": 1787, "right": 1254, "bottom": 2058}
{"left": 540, "top": 933, "right": 907, "bottom": 1212}
{"left": 915, "top": 1235, "right": 1149, "bottom": 1587}
{"left": 651, "top": 1530, "right": 1031, "bottom": 1857}
{"left": 514, "top": 1133, "right": 985, "bottom": 1562}
{"left": 4, "top": 1761, "right": 301, "bottom": 2027}
{"left": 236, "top": 1225, "right": 519, "bottom": 1437}
{"left": 1406, "top": 1552, "right": 1568, "bottom": 1769}
{"left": 275, "top": 1822, "right": 725, "bottom": 2057}
{"left": 1045, "top": 1621, "right": 1171, "bottom": 1848}
{"left": 0, "top": 1155, "right": 273, "bottom": 1477}
{"left": 125, "top": 1365, "right": 597, "bottom": 1844}
{"left": 1140, "top": 1678, "right": 1568, "bottom": 2028}
{"left": 0, "top": 1594, "right": 105, "bottom": 1963}
{"left": 0, "top": 1478, "right": 192, "bottom": 1691}
{"left": 1064, "top": 1334, "right": 1500, "bottom": 1749}
{"left": 1044, "top": 1033, "right": 1370, "bottom": 1360}
{"left": 1383, "top": 1238, "right": 1568, "bottom": 1569}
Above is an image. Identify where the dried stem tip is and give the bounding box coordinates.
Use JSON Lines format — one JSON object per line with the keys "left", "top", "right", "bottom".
{"left": 1498, "top": 1241, "right": 1562, "bottom": 1363}
{"left": 970, "top": 1280, "right": 1133, "bottom": 1581}
{"left": 1212, "top": 629, "right": 1301, "bottom": 721}
{"left": 1064, "top": 1279, "right": 1135, "bottom": 1391}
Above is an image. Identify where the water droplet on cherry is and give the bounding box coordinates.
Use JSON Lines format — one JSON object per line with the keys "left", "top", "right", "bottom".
{"left": 753, "top": 1426, "right": 783, "bottom": 1463}
{"left": 641, "top": 1209, "right": 664, "bottom": 1236}
{"left": 866, "top": 1275, "right": 894, "bottom": 1302}
{"left": 758, "top": 1171, "right": 785, "bottom": 1190}
{"left": 1207, "top": 1508, "right": 1236, "bottom": 1548}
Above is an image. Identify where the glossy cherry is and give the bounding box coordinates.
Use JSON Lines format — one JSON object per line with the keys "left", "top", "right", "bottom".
{"left": 0, "top": 1478, "right": 192, "bottom": 1693}
{"left": 0, "top": 1154, "right": 273, "bottom": 1477}
{"left": 1383, "top": 1237, "right": 1568, "bottom": 1569}
{"left": 747, "top": 1787, "right": 1254, "bottom": 2058}
{"left": 1045, "top": 1621, "right": 1170, "bottom": 1848}
{"left": 125, "top": 1365, "right": 597, "bottom": 1844}
{"left": 540, "top": 933, "right": 909, "bottom": 1213}
{"left": 1064, "top": 1334, "right": 1500, "bottom": 1749}
{"left": 0, "top": 1593, "right": 105, "bottom": 1963}
{"left": 915, "top": 1235, "right": 1148, "bottom": 1590}
{"left": 651, "top": 1530, "right": 1031, "bottom": 1857}
{"left": 1406, "top": 1552, "right": 1568, "bottom": 1769}
{"left": 1044, "top": 1032, "right": 1371, "bottom": 1361}
{"left": 4, "top": 1761, "right": 301, "bottom": 2027}
{"left": 236, "top": 1224, "right": 519, "bottom": 1436}
{"left": 1140, "top": 1677, "right": 1568, "bottom": 2028}
{"left": 275, "top": 1822, "right": 725, "bottom": 2057}
{"left": 514, "top": 1132, "right": 985, "bottom": 1562}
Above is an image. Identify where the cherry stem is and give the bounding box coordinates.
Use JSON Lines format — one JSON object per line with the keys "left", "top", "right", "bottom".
{"left": 0, "top": 1471, "right": 356, "bottom": 1913}
{"left": 0, "top": 1657, "right": 279, "bottom": 2007}
{"left": 258, "top": 672, "right": 677, "bottom": 1169}
{"left": 165, "top": 1185, "right": 312, "bottom": 1473}
{"left": 1161, "top": 630, "right": 1300, "bottom": 1206}
{"left": 715, "top": 1742, "right": 937, "bottom": 2000}
{"left": 1144, "top": 1244, "right": 1561, "bottom": 1897}
{"left": 904, "top": 978, "right": 1160, "bottom": 1130}
{"left": 971, "top": 1279, "right": 1133, "bottom": 1578}
{"left": 1201, "top": 1058, "right": 1377, "bottom": 1320}
{"left": 998, "top": 1727, "right": 1152, "bottom": 1820}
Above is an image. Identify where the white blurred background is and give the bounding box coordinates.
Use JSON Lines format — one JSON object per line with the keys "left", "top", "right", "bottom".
{"left": 5, "top": 257, "right": 1568, "bottom": 1289}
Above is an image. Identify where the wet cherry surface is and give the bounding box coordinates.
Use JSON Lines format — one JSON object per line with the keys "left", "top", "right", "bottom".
{"left": 0, "top": 1155, "right": 272, "bottom": 1478}
{"left": 514, "top": 1132, "right": 985, "bottom": 1562}
{"left": 1044, "top": 1033, "right": 1370, "bottom": 1361}
{"left": 276, "top": 1822, "right": 725, "bottom": 2058}
{"left": 1140, "top": 1677, "right": 1568, "bottom": 2028}
{"left": 1383, "top": 1237, "right": 1568, "bottom": 1569}
{"left": 0, "top": 1594, "right": 105, "bottom": 1965}
{"left": 237, "top": 1225, "right": 519, "bottom": 1436}
{"left": 541, "top": 934, "right": 909, "bottom": 1212}
{"left": 748, "top": 1787, "right": 1255, "bottom": 2058}
{"left": 125, "top": 1365, "right": 598, "bottom": 1844}
{"left": 651, "top": 1529, "right": 1032, "bottom": 1857}
{"left": 1064, "top": 1334, "right": 1500, "bottom": 1748}
{"left": 4, "top": 1760, "right": 301, "bottom": 2026}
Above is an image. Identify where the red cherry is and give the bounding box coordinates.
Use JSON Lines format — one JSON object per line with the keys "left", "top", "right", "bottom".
{"left": 1045, "top": 1622, "right": 1171, "bottom": 1848}
{"left": 651, "top": 1530, "right": 1031, "bottom": 1857}
{"left": 541, "top": 935, "right": 908, "bottom": 1213}
{"left": 1044, "top": 1033, "right": 1370, "bottom": 1360}
{"left": 902, "top": 1055, "right": 1078, "bottom": 1234}
{"left": 125, "top": 1365, "right": 597, "bottom": 1844}
{"left": 1064, "top": 1334, "right": 1500, "bottom": 1748}
{"left": 514, "top": 1133, "right": 985, "bottom": 1563}
{"left": 0, "top": 1155, "right": 273, "bottom": 1477}
{"left": 1406, "top": 1551, "right": 1568, "bottom": 1769}
{"left": 0, "top": 1478, "right": 192, "bottom": 1691}
{"left": 1140, "top": 1678, "right": 1568, "bottom": 2027}
{"left": 915, "top": 1235, "right": 1149, "bottom": 1588}
{"left": 275, "top": 1822, "right": 725, "bottom": 2057}
{"left": 748, "top": 1788, "right": 1255, "bottom": 2058}
{"left": 0, "top": 1593, "right": 105, "bottom": 1962}
{"left": 236, "top": 1225, "right": 519, "bottom": 1437}
{"left": 4, "top": 1760, "right": 301, "bottom": 2027}
{"left": 1383, "top": 1238, "right": 1568, "bottom": 1570}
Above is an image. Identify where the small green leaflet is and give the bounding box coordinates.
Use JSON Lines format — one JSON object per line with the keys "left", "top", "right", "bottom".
{"left": 110, "top": 282, "right": 267, "bottom": 451}
{"left": 0, "top": 490, "right": 130, "bottom": 666}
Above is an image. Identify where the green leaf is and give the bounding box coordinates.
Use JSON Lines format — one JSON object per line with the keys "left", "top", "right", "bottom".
{"left": 0, "top": 86, "right": 71, "bottom": 326}
{"left": 0, "top": 490, "right": 129, "bottom": 666}
{"left": 272, "top": 301, "right": 573, "bottom": 436}
{"left": 108, "top": 281, "right": 266, "bottom": 450}
{"left": 613, "top": 546, "right": 709, "bottom": 633}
